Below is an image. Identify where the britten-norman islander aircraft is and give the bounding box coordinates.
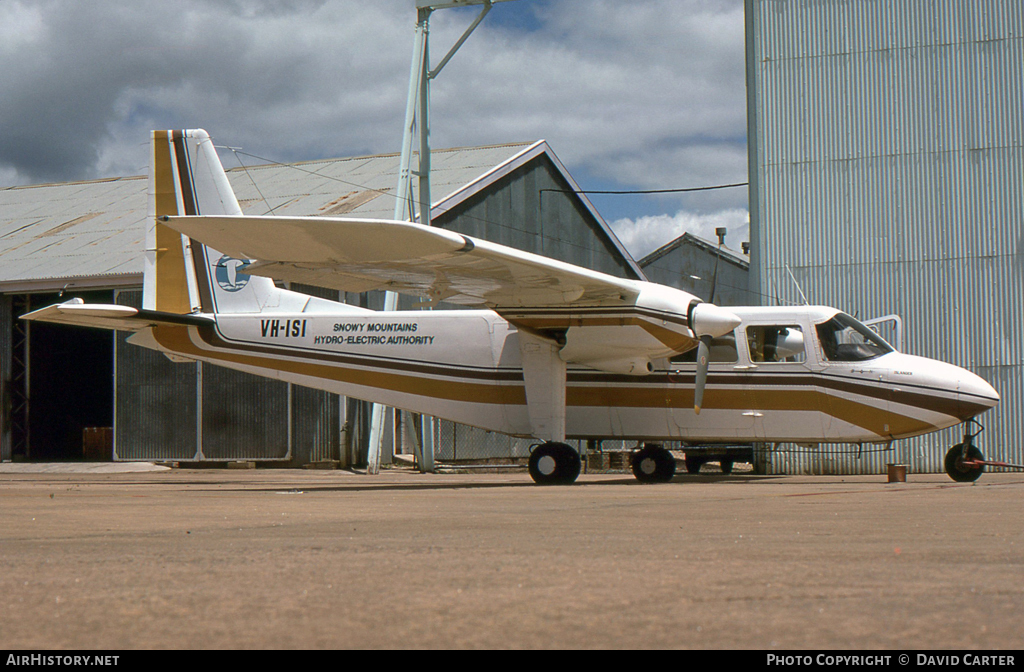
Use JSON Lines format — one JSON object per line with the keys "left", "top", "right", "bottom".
{"left": 23, "top": 130, "right": 1001, "bottom": 484}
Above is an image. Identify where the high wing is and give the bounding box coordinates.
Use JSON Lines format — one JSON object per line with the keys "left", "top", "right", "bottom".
{"left": 160, "top": 213, "right": 742, "bottom": 380}
{"left": 160, "top": 215, "right": 641, "bottom": 309}
{"left": 21, "top": 298, "right": 214, "bottom": 332}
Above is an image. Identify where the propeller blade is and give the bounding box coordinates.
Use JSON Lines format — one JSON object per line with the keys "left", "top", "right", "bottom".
{"left": 687, "top": 302, "right": 739, "bottom": 415}
{"left": 694, "top": 335, "right": 712, "bottom": 414}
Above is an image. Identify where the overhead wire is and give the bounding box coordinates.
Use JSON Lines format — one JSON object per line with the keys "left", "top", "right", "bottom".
{"left": 541, "top": 182, "right": 749, "bottom": 195}
{"left": 222, "top": 146, "right": 279, "bottom": 215}
{"left": 219, "top": 146, "right": 748, "bottom": 225}
{"left": 215, "top": 145, "right": 759, "bottom": 292}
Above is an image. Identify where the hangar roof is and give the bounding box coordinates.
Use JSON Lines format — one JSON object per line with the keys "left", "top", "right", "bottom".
{"left": 639, "top": 231, "right": 749, "bottom": 270}
{"left": 0, "top": 140, "right": 640, "bottom": 293}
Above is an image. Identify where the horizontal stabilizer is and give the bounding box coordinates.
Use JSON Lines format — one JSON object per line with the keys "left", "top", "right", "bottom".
{"left": 20, "top": 299, "right": 213, "bottom": 332}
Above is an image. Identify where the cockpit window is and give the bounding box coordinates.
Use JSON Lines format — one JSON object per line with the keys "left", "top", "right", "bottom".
{"left": 815, "top": 313, "right": 895, "bottom": 362}
{"left": 746, "top": 325, "right": 805, "bottom": 363}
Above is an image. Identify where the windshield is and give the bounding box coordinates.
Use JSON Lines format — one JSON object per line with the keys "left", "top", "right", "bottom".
{"left": 815, "top": 313, "right": 895, "bottom": 362}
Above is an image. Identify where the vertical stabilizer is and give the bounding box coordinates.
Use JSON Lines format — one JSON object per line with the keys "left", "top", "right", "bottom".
{"left": 145, "top": 130, "right": 196, "bottom": 313}
{"left": 144, "top": 129, "right": 288, "bottom": 315}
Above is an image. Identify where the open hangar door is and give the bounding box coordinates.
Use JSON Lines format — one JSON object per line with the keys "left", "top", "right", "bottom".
{"left": 5, "top": 291, "right": 114, "bottom": 461}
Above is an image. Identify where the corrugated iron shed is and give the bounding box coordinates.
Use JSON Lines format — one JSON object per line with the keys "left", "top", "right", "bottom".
{"left": 746, "top": 0, "right": 1024, "bottom": 474}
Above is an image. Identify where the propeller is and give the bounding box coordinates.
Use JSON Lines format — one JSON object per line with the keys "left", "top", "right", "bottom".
{"left": 688, "top": 301, "right": 741, "bottom": 415}
{"left": 688, "top": 229, "right": 739, "bottom": 414}
{"left": 693, "top": 334, "right": 712, "bottom": 414}
{"left": 694, "top": 234, "right": 724, "bottom": 413}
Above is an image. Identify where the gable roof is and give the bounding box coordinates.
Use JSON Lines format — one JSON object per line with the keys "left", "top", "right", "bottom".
{"left": 639, "top": 231, "right": 749, "bottom": 270}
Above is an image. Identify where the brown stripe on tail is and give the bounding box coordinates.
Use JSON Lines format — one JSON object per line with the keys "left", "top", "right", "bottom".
{"left": 151, "top": 130, "right": 192, "bottom": 315}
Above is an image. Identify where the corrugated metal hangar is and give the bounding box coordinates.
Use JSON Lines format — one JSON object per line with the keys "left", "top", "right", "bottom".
{"left": 0, "top": 141, "right": 664, "bottom": 465}
{"left": 746, "top": 0, "right": 1023, "bottom": 474}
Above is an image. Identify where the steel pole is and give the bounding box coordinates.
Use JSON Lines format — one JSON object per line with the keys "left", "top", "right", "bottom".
{"left": 367, "top": 10, "right": 430, "bottom": 475}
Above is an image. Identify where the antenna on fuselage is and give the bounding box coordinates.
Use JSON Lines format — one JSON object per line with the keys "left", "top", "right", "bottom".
{"left": 785, "top": 264, "right": 810, "bottom": 305}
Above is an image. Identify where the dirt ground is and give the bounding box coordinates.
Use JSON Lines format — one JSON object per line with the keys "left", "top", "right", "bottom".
{"left": 0, "top": 465, "right": 1021, "bottom": 650}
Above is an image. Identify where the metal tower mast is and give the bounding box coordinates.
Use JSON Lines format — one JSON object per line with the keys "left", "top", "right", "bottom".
{"left": 367, "top": 0, "right": 515, "bottom": 474}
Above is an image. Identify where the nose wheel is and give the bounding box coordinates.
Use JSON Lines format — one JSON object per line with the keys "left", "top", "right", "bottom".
{"left": 945, "top": 443, "right": 985, "bottom": 482}
{"left": 944, "top": 420, "right": 985, "bottom": 483}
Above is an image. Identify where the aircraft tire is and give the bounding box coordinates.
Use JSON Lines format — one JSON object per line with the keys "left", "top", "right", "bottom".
{"left": 685, "top": 455, "right": 704, "bottom": 474}
{"left": 944, "top": 443, "right": 985, "bottom": 483}
{"left": 528, "top": 442, "right": 580, "bottom": 485}
{"left": 631, "top": 444, "right": 676, "bottom": 483}
{"left": 720, "top": 460, "right": 734, "bottom": 474}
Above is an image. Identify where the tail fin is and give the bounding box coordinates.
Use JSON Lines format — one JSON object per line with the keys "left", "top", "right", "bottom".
{"left": 144, "top": 129, "right": 283, "bottom": 315}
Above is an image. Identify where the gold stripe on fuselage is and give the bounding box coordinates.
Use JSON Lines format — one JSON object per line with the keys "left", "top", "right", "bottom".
{"left": 152, "top": 326, "right": 526, "bottom": 406}
{"left": 151, "top": 325, "right": 958, "bottom": 440}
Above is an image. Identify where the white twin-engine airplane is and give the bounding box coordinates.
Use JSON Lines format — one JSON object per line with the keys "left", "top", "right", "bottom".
{"left": 24, "top": 130, "right": 1000, "bottom": 484}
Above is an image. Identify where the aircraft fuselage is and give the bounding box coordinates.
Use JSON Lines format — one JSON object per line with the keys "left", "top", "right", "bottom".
{"left": 127, "top": 303, "right": 999, "bottom": 446}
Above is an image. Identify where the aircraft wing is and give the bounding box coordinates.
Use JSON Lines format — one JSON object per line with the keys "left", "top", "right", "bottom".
{"left": 160, "top": 215, "right": 640, "bottom": 308}
{"left": 21, "top": 299, "right": 214, "bottom": 332}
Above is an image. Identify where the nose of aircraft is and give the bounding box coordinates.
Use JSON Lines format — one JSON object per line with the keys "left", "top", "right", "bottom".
{"left": 890, "top": 353, "right": 999, "bottom": 424}
{"left": 956, "top": 366, "right": 1000, "bottom": 420}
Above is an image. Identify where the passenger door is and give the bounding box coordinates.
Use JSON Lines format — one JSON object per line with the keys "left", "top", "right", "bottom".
{"left": 741, "top": 322, "right": 825, "bottom": 442}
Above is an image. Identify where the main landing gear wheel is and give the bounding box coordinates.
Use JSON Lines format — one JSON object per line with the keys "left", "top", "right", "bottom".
{"left": 944, "top": 443, "right": 985, "bottom": 483}
{"left": 685, "top": 455, "right": 704, "bottom": 474}
{"left": 528, "top": 442, "right": 581, "bottom": 485}
{"left": 631, "top": 444, "right": 676, "bottom": 483}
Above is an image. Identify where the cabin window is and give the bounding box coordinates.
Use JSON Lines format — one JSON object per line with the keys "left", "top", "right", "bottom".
{"left": 671, "top": 333, "right": 739, "bottom": 364}
{"left": 746, "top": 325, "right": 805, "bottom": 363}
{"left": 816, "top": 313, "right": 894, "bottom": 362}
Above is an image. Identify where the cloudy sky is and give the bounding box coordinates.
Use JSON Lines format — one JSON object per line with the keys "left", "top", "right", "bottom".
{"left": 0, "top": 0, "right": 749, "bottom": 258}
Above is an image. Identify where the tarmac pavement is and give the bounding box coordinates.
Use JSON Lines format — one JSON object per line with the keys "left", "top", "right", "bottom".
{"left": 0, "top": 465, "right": 1021, "bottom": 650}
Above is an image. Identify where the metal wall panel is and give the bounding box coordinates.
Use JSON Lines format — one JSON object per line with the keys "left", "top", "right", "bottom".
{"left": 200, "top": 364, "right": 290, "bottom": 461}
{"left": 289, "top": 283, "right": 343, "bottom": 465}
{"left": 747, "top": 0, "right": 1024, "bottom": 473}
{"left": 114, "top": 290, "right": 198, "bottom": 461}
{"left": 115, "top": 287, "right": 349, "bottom": 464}
{"left": 291, "top": 385, "right": 341, "bottom": 464}
{"left": 0, "top": 294, "right": 11, "bottom": 461}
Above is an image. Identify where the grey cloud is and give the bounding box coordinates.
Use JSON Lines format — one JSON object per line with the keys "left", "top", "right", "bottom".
{"left": 0, "top": 0, "right": 749, "bottom": 241}
{"left": 0, "top": 0, "right": 409, "bottom": 182}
